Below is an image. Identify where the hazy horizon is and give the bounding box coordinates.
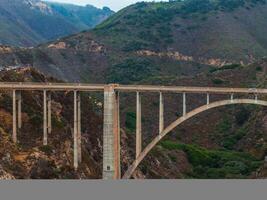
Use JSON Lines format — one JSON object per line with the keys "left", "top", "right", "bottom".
{"left": 44, "top": 0, "right": 168, "bottom": 11}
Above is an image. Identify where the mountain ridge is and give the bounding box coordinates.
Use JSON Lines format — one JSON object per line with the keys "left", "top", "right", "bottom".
{"left": 0, "top": 0, "right": 114, "bottom": 47}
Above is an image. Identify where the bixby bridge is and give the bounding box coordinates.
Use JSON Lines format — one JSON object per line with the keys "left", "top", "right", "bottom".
{"left": 0, "top": 82, "right": 267, "bottom": 179}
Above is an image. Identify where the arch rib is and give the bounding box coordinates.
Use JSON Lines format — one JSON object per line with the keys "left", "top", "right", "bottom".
{"left": 122, "top": 99, "right": 267, "bottom": 179}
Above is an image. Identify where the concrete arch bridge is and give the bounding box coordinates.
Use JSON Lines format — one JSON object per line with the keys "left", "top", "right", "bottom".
{"left": 0, "top": 83, "right": 266, "bottom": 179}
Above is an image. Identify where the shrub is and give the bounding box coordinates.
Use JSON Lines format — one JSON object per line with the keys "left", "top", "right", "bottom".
{"left": 39, "top": 145, "right": 53, "bottom": 155}
{"left": 212, "top": 78, "right": 224, "bottom": 85}
{"left": 125, "top": 112, "right": 136, "bottom": 132}
{"left": 160, "top": 141, "right": 262, "bottom": 178}
{"left": 235, "top": 107, "right": 251, "bottom": 125}
{"left": 256, "top": 66, "right": 263, "bottom": 71}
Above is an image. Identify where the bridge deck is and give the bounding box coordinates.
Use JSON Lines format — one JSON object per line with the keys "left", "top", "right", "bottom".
{"left": 0, "top": 82, "right": 266, "bottom": 94}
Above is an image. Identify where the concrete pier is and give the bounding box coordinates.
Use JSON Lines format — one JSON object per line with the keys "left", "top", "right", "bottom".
{"left": 183, "top": 92, "right": 186, "bottom": 116}
{"left": 114, "top": 91, "right": 120, "bottom": 179}
{"left": 47, "top": 92, "right": 52, "bottom": 134}
{"left": 136, "top": 92, "right": 142, "bottom": 159}
{"left": 159, "top": 92, "right": 164, "bottom": 134}
{"left": 77, "top": 92, "right": 82, "bottom": 163}
{"left": 43, "top": 90, "right": 47, "bottom": 145}
{"left": 12, "top": 90, "right": 17, "bottom": 143}
{"left": 103, "top": 85, "right": 120, "bottom": 179}
{"left": 17, "top": 91, "right": 22, "bottom": 129}
{"left": 73, "top": 91, "right": 78, "bottom": 170}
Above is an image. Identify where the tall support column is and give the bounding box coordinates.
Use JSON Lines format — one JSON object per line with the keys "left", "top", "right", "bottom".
{"left": 43, "top": 90, "right": 48, "bottom": 145}
{"left": 73, "top": 91, "right": 78, "bottom": 170}
{"left": 159, "top": 92, "right": 164, "bottom": 134}
{"left": 17, "top": 91, "right": 22, "bottom": 129}
{"left": 12, "top": 90, "right": 17, "bottom": 143}
{"left": 47, "top": 92, "right": 52, "bottom": 134}
{"left": 114, "top": 91, "right": 120, "bottom": 179}
{"left": 103, "top": 85, "right": 120, "bottom": 180}
{"left": 183, "top": 92, "right": 186, "bottom": 116}
{"left": 136, "top": 92, "right": 142, "bottom": 159}
{"left": 77, "top": 92, "right": 82, "bottom": 163}
{"left": 207, "top": 93, "right": 210, "bottom": 105}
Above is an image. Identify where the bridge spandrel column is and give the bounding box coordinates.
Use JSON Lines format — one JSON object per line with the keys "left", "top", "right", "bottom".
{"left": 47, "top": 92, "right": 52, "bottom": 134}
{"left": 103, "top": 85, "right": 120, "bottom": 180}
{"left": 159, "top": 92, "right": 164, "bottom": 134}
{"left": 136, "top": 92, "right": 142, "bottom": 159}
{"left": 73, "top": 90, "right": 78, "bottom": 170}
{"left": 12, "top": 90, "right": 17, "bottom": 143}
{"left": 183, "top": 92, "right": 186, "bottom": 116}
{"left": 43, "top": 90, "right": 48, "bottom": 146}
{"left": 17, "top": 91, "right": 22, "bottom": 129}
{"left": 77, "top": 92, "right": 82, "bottom": 163}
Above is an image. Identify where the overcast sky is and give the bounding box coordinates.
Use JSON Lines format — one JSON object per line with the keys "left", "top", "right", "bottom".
{"left": 44, "top": 0, "right": 167, "bottom": 11}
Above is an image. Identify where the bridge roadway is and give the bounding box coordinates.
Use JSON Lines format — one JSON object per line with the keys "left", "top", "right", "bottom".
{"left": 0, "top": 82, "right": 266, "bottom": 94}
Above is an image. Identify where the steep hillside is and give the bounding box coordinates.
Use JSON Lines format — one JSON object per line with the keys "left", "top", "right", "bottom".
{"left": 0, "top": 0, "right": 267, "bottom": 82}
{"left": 93, "top": 0, "right": 267, "bottom": 64}
{"left": 0, "top": 0, "right": 113, "bottom": 47}
{"left": 0, "top": 67, "right": 104, "bottom": 179}
{"left": 47, "top": 2, "right": 113, "bottom": 29}
{"left": 0, "top": 0, "right": 267, "bottom": 179}
{"left": 0, "top": 63, "right": 266, "bottom": 179}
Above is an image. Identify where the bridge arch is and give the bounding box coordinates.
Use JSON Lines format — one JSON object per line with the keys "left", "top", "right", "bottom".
{"left": 122, "top": 99, "right": 267, "bottom": 179}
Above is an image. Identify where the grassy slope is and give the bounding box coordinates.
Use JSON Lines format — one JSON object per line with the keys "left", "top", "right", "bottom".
{"left": 93, "top": 0, "right": 267, "bottom": 62}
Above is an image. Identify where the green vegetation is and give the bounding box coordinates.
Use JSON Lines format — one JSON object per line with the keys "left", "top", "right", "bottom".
{"left": 222, "top": 127, "right": 247, "bottom": 149}
{"left": 125, "top": 112, "right": 136, "bottom": 132}
{"left": 215, "top": 106, "right": 254, "bottom": 149}
{"left": 235, "top": 106, "right": 251, "bottom": 126}
{"left": 93, "top": 0, "right": 267, "bottom": 55}
{"left": 107, "top": 58, "right": 159, "bottom": 83}
{"left": 256, "top": 66, "right": 263, "bottom": 71}
{"left": 212, "top": 78, "right": 225, "bottom": 85}
{"left": 161, "top": 141, "right": 262, "bottom": 178}
{"left": 39, "top": 145, "right": 53, "bottom": 155}
{"left": 209, "top": 64, "right": 242, "bottom": 73}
